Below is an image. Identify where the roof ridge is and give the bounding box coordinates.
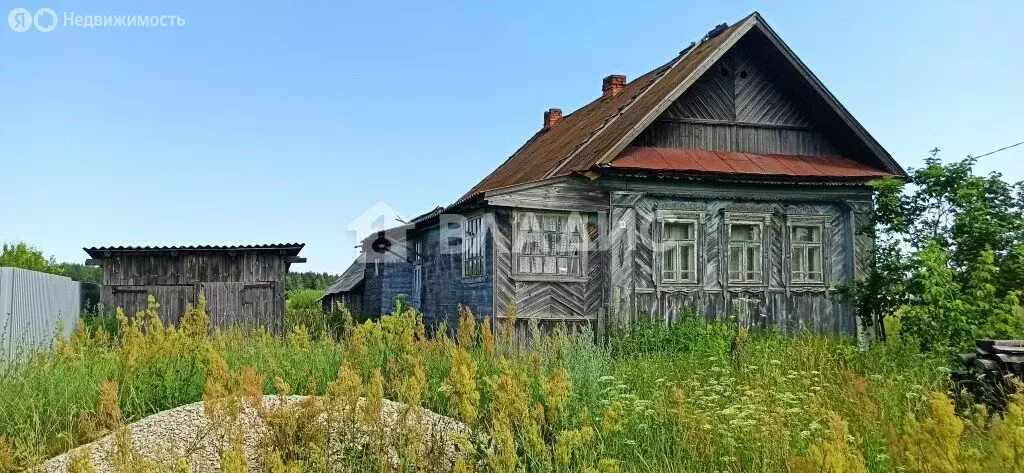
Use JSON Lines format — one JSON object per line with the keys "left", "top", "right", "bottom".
{"left": 541, "top": 52, "right": 691, "bottom": 180}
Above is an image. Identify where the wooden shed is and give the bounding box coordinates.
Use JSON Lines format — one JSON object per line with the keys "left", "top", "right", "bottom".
{"left": 85, "top": 244, "right": 305, "bottom": 332}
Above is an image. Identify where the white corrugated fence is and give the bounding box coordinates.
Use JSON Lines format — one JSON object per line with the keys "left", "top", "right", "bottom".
{"left": 0, "top": 267, "right": 80, "bottom": 359}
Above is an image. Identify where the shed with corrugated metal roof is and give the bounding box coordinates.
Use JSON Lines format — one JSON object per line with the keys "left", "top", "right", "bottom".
{"left": 84, "top": 243, "right": 305, "bottom": 332}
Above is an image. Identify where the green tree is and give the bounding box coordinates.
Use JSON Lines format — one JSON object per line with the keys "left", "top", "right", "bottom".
{"left": 844, "top": 150, "right": 1024, "bottom": 351}
{"left": 285, "top": 271, "right": 339, "bottom": 294}
{"left": 0, "top": 242, "right": 65, "bottom": 276}
{"left": 56, "top": 262, "right": 102, "bottom": 284}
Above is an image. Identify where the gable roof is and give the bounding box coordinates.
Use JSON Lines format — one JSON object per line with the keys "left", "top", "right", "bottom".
{"left": 461, "top": 12, "right": 905, "bottom": 203}
{"left": 319, "top": 254, "right": 366, "bottom": 301}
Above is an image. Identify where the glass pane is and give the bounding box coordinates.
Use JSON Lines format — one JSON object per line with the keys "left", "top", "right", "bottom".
{"left": 793, "top": 248, "right": 805, "bottom": 274}
{"left": 731, "top": 224, "right": 758, "bottom": 242}
{"left": 664, "top": 222, "right": 693, "bottom": 241}
{"left": 745, "top": 246, "right": 759, "bottom": 271}
{"left": 570, "top": 258, "right": 581, "bottom": 276}
{"left": 544, "top": 256, "right": 556, "bottom": 274}
{"left": 663, "top": 246, "right": 677, "bottom": 276}
{"left": 793, "top": 226, "right": 820, "bottom": 243}
{"left": 808, "top": 247, "right": 821, "bottom": 272}
{"left": 680, "top": 244, "right": 693, "bottom": 271}
{"left": 557, "top": 257, "right": 568, "bottom": 275}
{"left": 729, "top": 246, "right": 742, "bottom": 272}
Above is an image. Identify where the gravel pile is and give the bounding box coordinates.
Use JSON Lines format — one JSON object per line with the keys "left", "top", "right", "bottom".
{"left": 39, "top": 396, "right": 470, "bottom": 473}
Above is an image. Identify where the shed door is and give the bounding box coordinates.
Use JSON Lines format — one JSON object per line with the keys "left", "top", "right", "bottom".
{"left": 241, "top": 282, "right": 278, "bottom": 331}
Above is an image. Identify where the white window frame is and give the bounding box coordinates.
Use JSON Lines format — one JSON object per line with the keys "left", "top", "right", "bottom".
{"left": 657, "top": 210, "right": 703, "bottom": 285}
{"left": 512, "top": 210, "right": 587, "bottom": 281}
{"left": 725, "top": 212, "right": 770, "bottom": 286}
{"left": 462, "top": 214, "right": 486, "bottom": 279}
{"left": 787, "top": 215, "right": 828, "bottom": 286}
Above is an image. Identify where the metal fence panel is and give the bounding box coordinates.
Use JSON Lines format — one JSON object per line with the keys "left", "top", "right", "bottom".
{"left": 0, "top": 267, "right": 80, "bottom": 359}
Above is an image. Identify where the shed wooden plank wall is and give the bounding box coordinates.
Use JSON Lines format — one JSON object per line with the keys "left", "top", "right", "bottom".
{"left": 99, "top": 252, "right": 289, "bottom": 332}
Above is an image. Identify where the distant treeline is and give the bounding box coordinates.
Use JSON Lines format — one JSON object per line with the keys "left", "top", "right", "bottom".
{"left": 286, "top": 271, "right": 339, "bottom": 294}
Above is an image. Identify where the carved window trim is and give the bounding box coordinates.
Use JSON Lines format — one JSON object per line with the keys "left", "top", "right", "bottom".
{"left": 724, "top": 212, "right": 771, "bottom": 287}
{"left": 512, "top": 210, "right": 587, "bottom": 282}
{"left": 656, "top": 210, "right": 704, "bottom": 286}
{"left": 787, "top": 215, "right": 829, "bottom": 287}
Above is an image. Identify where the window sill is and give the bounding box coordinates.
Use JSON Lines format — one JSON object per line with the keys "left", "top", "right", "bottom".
{"left": 512, "top": 274, "right": 587, "bottom": 284}
{"left": 658, "top": 281, "right": 701, "bottom": 287}
{"left": 789, "top": 282, "right": 828, "bottom": 289}
{"left": 727, "top": 281, "right": 768, "bottom": 288}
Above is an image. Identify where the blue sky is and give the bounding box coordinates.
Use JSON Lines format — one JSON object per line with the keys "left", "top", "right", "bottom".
{"left": 1, "top": 0, "right": 1022, "bottom": 273}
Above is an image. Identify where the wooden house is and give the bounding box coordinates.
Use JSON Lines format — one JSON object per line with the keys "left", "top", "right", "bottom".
{"left": 347, "top": 13, "right": 907, "bottom": 336}
{"left": 85, "top": 243, "right": 305, "bottom": 332}
{"left": 319, "top": 254, "right": 365, "bottom": 315}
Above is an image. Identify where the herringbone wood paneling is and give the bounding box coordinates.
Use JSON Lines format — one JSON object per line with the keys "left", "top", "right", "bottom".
{"left": 665, "top": 62, "right": 735, "bottom": 121}
{"left": 732, "top": 49, "right": 811, "bottom": 127}
{"left": 492, "top": 209, "right": 515, "bottom": 319}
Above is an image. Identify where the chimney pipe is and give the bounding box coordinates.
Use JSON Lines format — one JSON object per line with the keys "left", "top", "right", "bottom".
{"left": 543, "top": 108, "right": 563, "bottom": 130}
{"left": 602, "top": 74, "right": 627, "bottom": 99}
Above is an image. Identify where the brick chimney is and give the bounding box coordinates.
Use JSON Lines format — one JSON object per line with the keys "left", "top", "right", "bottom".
{"left": 602, "top": 74, "right": 626, "bottom": 99}
{"left": 543, "top": 108, "right": 563, "bottom": 129}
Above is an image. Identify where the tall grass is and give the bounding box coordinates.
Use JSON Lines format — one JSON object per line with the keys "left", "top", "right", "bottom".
{"left": 0, "top": 298, "right": 1021, "bottom": 472}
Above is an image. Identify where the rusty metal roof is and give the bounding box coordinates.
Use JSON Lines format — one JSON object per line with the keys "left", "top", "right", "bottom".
{"left": 84, "top": 243, "right": 305, "bottom": 258}
{"left": 606, "top": 147, "right": 892, "bottom": 179}
{"left": 458, "top": 12, "right": 903, "bottom": 203}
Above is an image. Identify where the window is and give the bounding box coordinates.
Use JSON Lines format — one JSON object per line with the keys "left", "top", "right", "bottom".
{"left": 728, "top": 223, "right": 763, "bottom": 283}
{"left": 462, "top": 216, "right": 485, "bottom": 278}
{"left": 412, "top": 240, "right": 423, "bottom": 262}
{"left": 411, "top": 240, "right": 423, "bottom": 304}
{"left": 660, "top": 220, "right": 698, "bottom": 283}
{"left": 791, "top": 225, "right": 824, "bottom": 283}
{"left": 514, "top": 211, "right": 584, "bottom": 277}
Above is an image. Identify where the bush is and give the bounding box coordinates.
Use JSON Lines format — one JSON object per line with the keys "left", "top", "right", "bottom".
{"left": 285, "top": 289, "right": 327, "bottom": 334}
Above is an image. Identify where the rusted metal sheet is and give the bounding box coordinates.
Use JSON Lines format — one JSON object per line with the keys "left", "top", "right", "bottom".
{"left": 607, "top": 147, "right": 891, "bottom": 179}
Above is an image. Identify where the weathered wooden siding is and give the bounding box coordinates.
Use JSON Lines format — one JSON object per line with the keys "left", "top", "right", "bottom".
{"left": 101, "top": 253, "right": 287, "bottom": 286}
{"left": 321, "top": 290, "right": 363, "bottom": 318}
{"left": 486, "top": 177, "right": 610, "bottom": 212}
{"left": 491, "top": 206, "right": 604, "bottom": 337}
{"left": 363, "top": 215, "right": 496, "bottom": 326}
{"left": 633, "top": 40, "right": 840, "bottom": 157}
{"left": 98, "top": 252, "right": 290, "bottom": 331}
{"left": 633, "top": 121, "right": 839, "bottom": 157}
{"left": 606, "top": 182, "right": 872, "bottom": 335}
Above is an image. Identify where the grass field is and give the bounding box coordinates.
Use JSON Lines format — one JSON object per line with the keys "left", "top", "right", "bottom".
{"left": 0, "top": 297, "right": 1021, "bottom": 472}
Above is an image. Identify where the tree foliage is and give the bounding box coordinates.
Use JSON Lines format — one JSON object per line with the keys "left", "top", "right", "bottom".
{"left": 285, "top": 271, "right": 338, "bottom": 294}
{"left": 0, "top": 242, "right": 65, "bottom": 276}
{"left": 844, "top": 150, "right": 1024, "bottom": 351}
{"left": 56, "top": 263, "right": 102, "bottom": 284}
